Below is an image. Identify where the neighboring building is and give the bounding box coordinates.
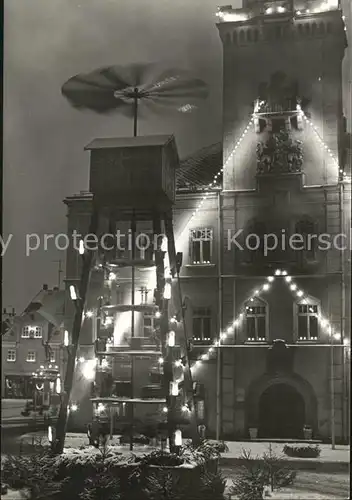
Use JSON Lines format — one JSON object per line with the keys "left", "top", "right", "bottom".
{"left": 63, "top": 0, "right": 351, "bottom": 442}
{"left": 1, "top": 285, "right": 66, "bottom": 400}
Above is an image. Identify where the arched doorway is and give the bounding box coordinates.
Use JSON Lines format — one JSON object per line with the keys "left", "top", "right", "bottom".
{"left": 258, "top": 383, "right": 305, "bottom": 439}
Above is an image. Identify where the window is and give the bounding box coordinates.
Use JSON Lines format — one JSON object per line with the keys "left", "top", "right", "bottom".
{"left": 143, "top": 314, "right": 155, "bottom": 338}
{"left": 22, "top": 326, "right": 42, "bottom": 338}
{"left": 7, "top": 349, "right": 16, "bottom": 362}
{"left": 139, "top": 287, "right": 149, "bottom": 305}
{"left": 33, "top": 327, "right": 42, "bottom": 338}
{"left": 22, "top": 326, "right": 30, "bottom": 338}
{"left": 245, "top": 300, "right": 267, "bottom": 341}
{"left": 295, "top": 218, "right": 317, "bottom": 263}
{"left": 27, "top": 351, "right": 36, "bottom": 362}
{"left": 190, "top": 228, "right": 213, "bottom": 264}
{"left": 193, "top": 307, "right": 212, "bottom": 342}
{"left": 297, "top": 302, "right": 319, "bottom": 341}
{"left": 49, "top": 351, "right": 55, "bottom": 363}
{"left": 245, "top": 221, "right": 266, "bottom": 264}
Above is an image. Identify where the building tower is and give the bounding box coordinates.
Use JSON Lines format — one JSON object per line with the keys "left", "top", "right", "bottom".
{"left": 207, "top": 0, "right": 351, "bottom": 441}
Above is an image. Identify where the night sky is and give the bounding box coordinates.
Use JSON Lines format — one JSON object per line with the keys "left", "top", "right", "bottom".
{"left": 3, "top": 0, "right": 351, "bottom": 313}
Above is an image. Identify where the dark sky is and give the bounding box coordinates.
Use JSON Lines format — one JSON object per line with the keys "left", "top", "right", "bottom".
{"left": 3, "top": 0, "right": 351, "bottom": 313}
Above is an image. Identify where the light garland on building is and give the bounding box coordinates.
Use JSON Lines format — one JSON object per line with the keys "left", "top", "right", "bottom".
{"left": 178, "top": 117, "right": 255, "bottom": 239}
{"left": 300, "top": 112, "right": 351, "bottom": 183}
{"left": 172, "top": 268, "right": 346, "bottom": 382}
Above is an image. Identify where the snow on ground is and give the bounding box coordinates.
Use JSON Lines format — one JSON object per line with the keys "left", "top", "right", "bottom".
{"left": 15, "top": 433, "right": 349, "bottom": 463}
{"left": 220, "top": 440, "right": 349, "bottom": 463}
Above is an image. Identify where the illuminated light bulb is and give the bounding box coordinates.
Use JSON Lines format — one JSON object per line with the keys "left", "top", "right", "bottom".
{"left": 86, "top": 310, "right": 93, "bottom": 318}
{"left": 158, "top": 357, "right": 164, "bottom": 365}
{"left": 64, "top": 330, "right": 69, "bottom": 346}
{"left": 233, "top": 320, "right": 239, "bottom": 327}
{"left": 227, "top": 326, "right": 233, "bottom": 333}
{"left": 174, "top": 360, "right": 182, "bottom": 367}
{"left": 78, "top": 240, "right": 85, "bottom": 255}
{"left": 71, "top": 404, "right": 78, "bottom": 412}
{"left": 275, "top": 269, "right": 282, "bottom": 276}
{"left": 69, "top": 285, "right": 78, "bottom": 301}
{"left": 262, "top": 284, "right": 270, "bottom": 291}
{"left": 56, "top": 377, "right": 61, "bottom": 394}
{"left": 162, "top": 407, "right": 168, "bottom": 413}
{"left": 254, "top": 290, "right": 259, "bottom": 295}
{"left": 214, "top": 340, "right": 219, "bottom": 347}
{"left": 281, "top": 270, "right": 288, "bottom": 276}
{"left": 267, "top": 276, "right": 274, "bottom": 282}
{"left": 101, "top": 359, "right": 109, "bottom": 369}
{"left": 343, "top": 338, "right": 350, "bottom": 346}
{"left": 164, "top": 282, "right": 172, "bottom": 299}
{"left": 296, "top": 290, "right": 304, "bottom": 297}
{"left": 266, "top": 7, "right": 273, "bottom": 14}
{"left": 220, "top": 333, "right": 227, "bottom": 340}
{"left": 105, "top": 317, "right": 113, "bottom": 326}
{"left": 182, "top": 405, "right": 189, "bottom": 412}
{"left": 175, "top": 429, "right": 182, "bottom": 446}
{"left": 201, "top": 354, "right": 208, "bottom": 360}
{"left": 333, "top": 333, "right": 341, "bottom": 340}
{"left": 277, "top": 6, "right": 285, "bottom": 13}
{"left": 290, "top": 284, "right": 297, "bottom": 291}
{"left": 208, "top": 347, "right": 214, "bottom": 353}
{"left": 296, "top": 10, "right": 302, "bottom": 15}
{"left": 79, "top": 356, "right": 85, "bottom": 363}
{"left": 285, "top": 276, "right": 292, "bottom": 283}
{"left": 48, "top": 426, "right": 53, "bottom": 443}
{"left": 168, "top": 331, "right": 176, "bottom": 347}
{"left": 155, "top": 311, "right": 161, "bottom": 319}
{"left": 170, "top": 382, "right": 179, "bottom": 396}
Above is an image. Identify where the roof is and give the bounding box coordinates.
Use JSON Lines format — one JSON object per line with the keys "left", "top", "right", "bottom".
{"left": 85, "top": 135, "right": 175, "bottom": 150}
{"left": 177, "top": 142, "right": 223, "bottom": 190}
{"left": 24, "top": 288, "right": 65, "bottom": 327}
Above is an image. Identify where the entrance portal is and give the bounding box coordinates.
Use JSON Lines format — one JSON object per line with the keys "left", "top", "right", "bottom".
{"left": 258, "top": 383, "right": 305, "bottom": 439}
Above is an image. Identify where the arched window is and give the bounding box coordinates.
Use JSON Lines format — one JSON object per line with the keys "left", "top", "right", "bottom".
{"left": 254, "top": 29, "right": 259, "bottom": 42}
{"left": 327, "top": 22, "right": 332, "bottom": 34}
{"left": 319, "top": 22, "right": 325, "bottom": 35}
{"left": 298, "top": 24, "right": 303, "bottom": 35}
{"left": 247, "top": 30, "right": 252, "bottom": 42}
{"left": 244, "top": 297, "right": 268, "bottom": 342}
{"left": 295, "top": 218, "right": 317, "bottom": 263}
{"left": 312, "top": 23, "right": 317, "bottom": 35}
{"left": 233, "top": 31, "right": 238, "bottom": 44}
{"left": 239, "top": 30, "right": 245, "bottom": 43}
{"left": 295, "top": 296, "right": 320, "bottom": 341}
{"left": 305, "top": 23, "right": 310, "bottom": 35}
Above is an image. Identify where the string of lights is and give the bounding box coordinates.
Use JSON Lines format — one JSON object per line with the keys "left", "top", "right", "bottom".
{"left": 177, "top": 116, "right": 255, "bottom": 239}
{"left": 300, "top": 112, "right": 351, "bottom": 183}
{"left": 171, "top": 268, "right": 349, "bottom": 389}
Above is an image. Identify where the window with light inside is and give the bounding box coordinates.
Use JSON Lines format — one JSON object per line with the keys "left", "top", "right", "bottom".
{"left": 245, "top": 299, "right": 267, "bottom": 341}
{"left": 7, "top": 349, "right": 16, "bottom": 362}
{"left": 26, "top": 351, "right": 36, "bottom": 362}
{"left": 193, "top": 307, "right": 212, "bottom": 343}
{"left": 297, "top": 302, "right": 319, "bottom": 341}
{"left": 190, "top": 228, "right": 213, "bottom": 264}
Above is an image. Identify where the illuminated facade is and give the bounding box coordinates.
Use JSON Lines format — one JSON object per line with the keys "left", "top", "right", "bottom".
{"left": 176, "top": 0, "right": 351, "bottom": 442}
{"left": 63, "top": 0, "right": 350, "bottom": 441}
{"left": 1, "top": 287, "right": 65, "bottom": 402}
